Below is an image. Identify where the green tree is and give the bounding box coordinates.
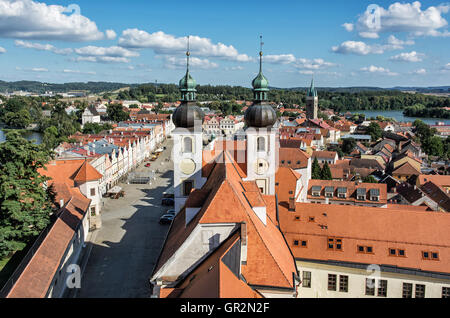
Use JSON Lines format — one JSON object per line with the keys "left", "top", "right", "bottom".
{"left": 107, "top": 103, "right": 130, "bottom": 122}
{"left": 0, "top": 131, "right": 54, "bottom": 258}
{"left": 362, "top": 175, "right": 378, "bottom": 183}
{"left": 341, "top": 138, "right": 356, "bottom": 155}
{"left": 366, "top": 122, "right": 382, "bottom": 141}
{"left": 42, "top": 126, "right": 59, "bottom": 151}
{"left": 423, "top": 136, "right": 444, "bottom": 158}
{"left": 3, "top": 109, "right": 32, "bottom": 129}
{"left": 321, "top": 162, "right": 333, "bottom": 180}
{"left": 312, "top": 157, "right": 322, "bottom": 179}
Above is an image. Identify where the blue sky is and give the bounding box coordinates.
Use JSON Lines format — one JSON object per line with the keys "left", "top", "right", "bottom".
{"left": 0, "top": 0, "right": 449, "bottom": 88}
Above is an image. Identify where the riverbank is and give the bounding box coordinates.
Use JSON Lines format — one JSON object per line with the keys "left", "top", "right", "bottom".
{"left": 347, "top": 110, "right": 450, "bottom": 125}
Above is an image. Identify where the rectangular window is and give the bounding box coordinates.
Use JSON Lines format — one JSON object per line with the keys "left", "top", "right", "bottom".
{"left": 183, "top": 180, "right": 194, "bottom": 196}
{"left": 442, "top": 287, "right": 450, "bottom": 298}
{"left": 378, "top": 280, "right": 387, "bottom": 297}
{"left": 90, "top": 188, "right": 96, "bottom": 196}
{"left": 302, "top": 271, "right": 311, "bottom": 288}
{"left": 415, "top": 284, "right": 425, "bottom": 298}
{"left": 328, "top": 274, "right": 337, "bottom": 291}
{"left": 365, "top": 278, "right": 375, "bottom": 296}
{"left": 402, "top": 283, "right": 413, "bottom": 298}
{"left": 90, "top": 206, "right": 96, "bottom": 216}
{"left": 293, "top": 240, "right": 299, "bottom": 246}
{"left": 301, "top": 240, "right": 307, "bottom": 247}
{"left": 328, "top": 237, "right": 343, "bottom": 251}
{"left": 339, "top": 275, "right": 348, "bottom": 292}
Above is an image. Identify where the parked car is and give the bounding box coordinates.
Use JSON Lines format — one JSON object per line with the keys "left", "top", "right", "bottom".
{"left": 145, "top": 163, "right": 151, "bottom": 167}
{"left": 159, "top": 214, "right": 174, "bottom": 225}
{"left": 161, "top": 198, "right": 174, "bottom": 206}
{"left": 165, "top": 209, "right": 176, "bottom": 216}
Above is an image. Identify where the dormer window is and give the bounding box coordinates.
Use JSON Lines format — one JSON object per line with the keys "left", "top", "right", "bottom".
{"left": 369, "top": 188, "right": 380, "bottom": 201}
{"left": 356, "top": 188, "right": 366, "bottom": 201}
{"left": 325, "top": 186, "right": 334, "bottom": 198}
{"left": 337, "top": 187, "right": 347, "bottom": 199}
{"left": 312, "top": 186, "right": 321, "bottom": 197}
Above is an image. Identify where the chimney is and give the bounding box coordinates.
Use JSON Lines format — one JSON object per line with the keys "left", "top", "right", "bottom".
{"left": 289, "top": 197, "right": 296, "bottom": 211}
{"left": 59, "top": 199, "right": 64, "bottom": 208}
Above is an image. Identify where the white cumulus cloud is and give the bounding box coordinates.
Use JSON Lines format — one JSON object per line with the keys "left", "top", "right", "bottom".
{"left": 0, "top": 46, "right": 5, "bottom": 53}
{"left": 159, "top": 55, "right": 218, "bottom": 70}
{"left": 264, "top": 54, "right": 296, "bottom": 64}
{"left": 72, "top": 45, "right": 140, "bottom": 63}
{"left": 118, "top": 29, "right": 252, "bottom": 62}
{"left": 0, "top": 0, "right": 105, "bottom": 41}
{"left": 342, "top": 23, "right": 354, "bottom": 32}
{"left": 360, "top": 65, "right": 398, "bottom": 76}
{"left": 390, "top": 51, "right": 424, "bottom": 62}
{"left": 354, "top": 2, "right": 450, "bottom": 38}
{"left": 105, "top": 29, "right": 117, "bottom": 40}
{"left": 14, "top": 40, "right": 73, "bottom": 55}
{"left": 411, "top": 68, "right": 426, "bottom": 74}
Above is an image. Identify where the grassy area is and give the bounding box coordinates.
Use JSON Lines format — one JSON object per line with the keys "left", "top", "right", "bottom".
{"left": 0, "top": 247, "right": 29, "bottom": 290}
{"left": 0, "top": 257, "right": 11, "bottom": 272}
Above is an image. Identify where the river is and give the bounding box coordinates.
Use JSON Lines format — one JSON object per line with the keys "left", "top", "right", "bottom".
{"left": 348, "top": 110, "right": 450, "bottom": 125}
{"left": 0, "top": 129, "right": 43, "bottom": 144}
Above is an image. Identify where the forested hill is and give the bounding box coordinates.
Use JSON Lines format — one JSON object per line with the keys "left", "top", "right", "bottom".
{"left": 0, "top": 81, "right": 139, "bottom": 94}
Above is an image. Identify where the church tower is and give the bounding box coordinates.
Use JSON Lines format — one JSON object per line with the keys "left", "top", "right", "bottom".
{"left": 172, "top": 38, "right": 206, "bottom": 214}
{"left": 305, "top": 77, "right": 318, "bottom": 120}
{"left": 243, "top": 36, "right": 278, "bottom": 195}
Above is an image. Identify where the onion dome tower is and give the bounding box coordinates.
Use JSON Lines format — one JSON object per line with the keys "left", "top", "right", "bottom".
{"left": 172, "top": 38, "right": 205, "bottom": 128}
{"left": 244, "top": 36, "right": 277, "bottom": 128}
{"left": 244, "top": 36, "right": 278, "bottom": 196}
{"left": 172, "top": 37, "right": 207, "bottom": 215}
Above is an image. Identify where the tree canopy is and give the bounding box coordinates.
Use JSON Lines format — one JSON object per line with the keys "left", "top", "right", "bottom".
{"left": 0, "top": 131, "right": 54, "bottom": 259}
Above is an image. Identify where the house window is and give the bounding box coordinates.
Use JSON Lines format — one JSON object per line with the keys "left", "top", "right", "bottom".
{"left": 328, "top": 237, "right": 343, "bottom": 251}
{"left": 365, "top": 278, "right": 375, "bottom": 296}
{"left": 422, "top": 251, "right": 439, "bottom": 260}
{"left": 302, "top": 271, "right": 311, "bottom": 288}
{"left": 293, "top": 240, "right": 299, "bottom": 246}
{"left": 378, "top": 280, "right": 387, "bottom": 297}
{"left": 257, "top": 137, "right": 265, "bottom": 152}
{"left": 328, "top": 274, "right": 337, "bottom": 291}
{"left": 183, "top": 137, "right": 193, "bottom": 153}
{"left": 183, "top": 180, "right": 194, "bottom": 196}
{"left": 90, "top": 188, "right": 96, "bottom": 196}
{"left": 442, "top": 287, "right": 450, "bottom": 298}
{"left": 402, "top": 283, "right": 413, "bottom": 298}
{"left": 415, "top": 284, "right": 425, "bottom": 298}
{"left": 301, "top": 240, "right": 307, "bottom": 247}
{"left": 90, "top": 206, "right": 96, "bottom": 216}
{"left": 358, "top": 245, "right": 374, "bottom": 254}
{"left": 339, "top": 275, "right": 348, "bottom": 292}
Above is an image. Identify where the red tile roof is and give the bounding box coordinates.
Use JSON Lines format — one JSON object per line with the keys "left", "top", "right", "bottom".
{"left": 278, "top": 203, "right": 450, "bottom": 274}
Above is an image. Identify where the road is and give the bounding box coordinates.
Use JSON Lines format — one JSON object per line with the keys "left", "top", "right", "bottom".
{"left": 73, "top": 139, "right": 173, "bottom": 298}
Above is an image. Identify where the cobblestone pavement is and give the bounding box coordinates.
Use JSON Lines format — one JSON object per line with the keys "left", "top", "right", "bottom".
{"left": 73, "top": 139, "right": 173, "bottom": 298}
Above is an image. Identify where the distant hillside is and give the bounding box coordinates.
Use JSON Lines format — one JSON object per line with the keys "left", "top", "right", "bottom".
{"left": 391, "top": 86, "right": 450, "bottom": 94}
{"left": 0, "top": 80, "right": 448, "bottom": 95}
{"left": 0, "top": 81, "right": 140, "bottom": 94}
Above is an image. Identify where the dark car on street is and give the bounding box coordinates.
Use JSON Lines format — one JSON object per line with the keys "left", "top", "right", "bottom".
{"left": 159, "top": 214, "right": 174, "bottom": 225}
{"left": 161, "top": 198, "right": 174, "bottom": 206}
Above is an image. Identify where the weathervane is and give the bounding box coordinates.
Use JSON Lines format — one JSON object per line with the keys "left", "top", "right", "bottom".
{"left": 259, "top": 35, "right": 264, "bottom": 72}
{"left": 186, "top": 35, "right": 190, "bottom": 71}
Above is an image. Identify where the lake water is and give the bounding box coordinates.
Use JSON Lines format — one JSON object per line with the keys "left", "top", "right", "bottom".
{"left": 0, "top": 129, "right": 43, "bottom": 144}
{"left": 348, "top": 110, "right": 450, "bottom": 125}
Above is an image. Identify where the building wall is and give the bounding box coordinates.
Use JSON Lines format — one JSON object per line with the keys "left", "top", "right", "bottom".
{"left": 296, "top": 260, "right": 450, "bottom": 298}
{"left": 46, "top": 213, "right": 89, "bottom": 298}
{"left": 153, "top": 223, "right": 237, "bottom": 285}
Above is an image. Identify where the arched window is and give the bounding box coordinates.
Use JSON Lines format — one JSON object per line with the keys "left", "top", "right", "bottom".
{"left": 257, "top": 137, "right": 265, "bottom": 152}
{"left": 184, "top": 137, "right": 193, "bottom": 153}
